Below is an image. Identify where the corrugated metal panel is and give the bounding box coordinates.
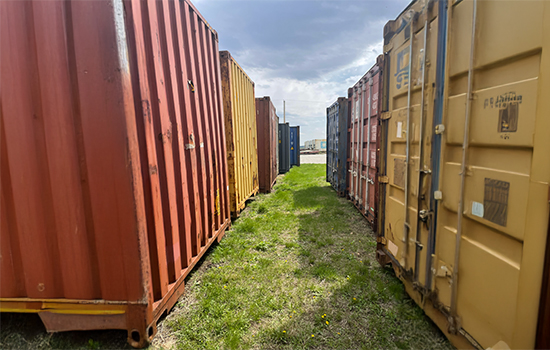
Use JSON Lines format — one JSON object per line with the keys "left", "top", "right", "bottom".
{"left": 278, "top": 123, "right": 290, "bottom": 174}
{"left": 0, "top": 0, "right": 230, "bottom": 347}
{"left": 256, "top": 97, "right": 278, "bottom": 193}
{"left": 289, "top": 126, "right": 300, "bottom": 167}
{"left": 377, "top": 1, "right": 550, "bottom": 349}
{"left": 276, "top": 116, "right": 280, "bottom": 175}
{"left": 348, "top": 56, "right": 383, "bottom": 231}
{"left": 326, "top": 97, "right": 349, "bottom": 196}
{"left": 346, "top": 87, "right": 353, "bottom": 197}
{"left": 220, "top": 51, "right": 259, "bottom": 217}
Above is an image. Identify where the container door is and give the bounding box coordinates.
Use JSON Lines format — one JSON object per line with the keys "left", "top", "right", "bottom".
{"left": 379, "top": 6, "right": 437, "bottom": 287}
{"left": 337, "top": 99, "right": 349, "bottom": 196}
{"left": 367, "top": 115, "right": 377, "bottom": 226}
{"left": 275, "top": 115, "right": 279, "bottom": 177}
{"left": 333, "top": 108, "right": 338, "bottom": 187}
{"left": 362, "top": 80, "right": 374, "bottom": 225}
{"left": 433, "top": 1, "right": 550, "bottom": 348}
{"left": 290, "top": 127, "right": 296, "bottom": 166}
{"left": 326, "top": 108, "right": 331, "bottom": 183}
{"left": 348, "top": 93, "right": 355, "bottom": 200}
{"left": 271, "top": 107, "right": 278, "bottom": 185}
{"left": 350, "top": 88, "right": 361, "bottom": 203}
{"left": 359, "top": 84, "right": 368, "bottom": 214}
{"left": 328, "top": 105, "right": 338, "bottom": 188}
{"left": 278, "top": 125, "right": 284, "bottom": 173}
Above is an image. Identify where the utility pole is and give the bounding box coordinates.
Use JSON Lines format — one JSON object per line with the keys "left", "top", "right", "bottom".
{"left": 283, "top": 100, "right": 286, "bottom": 123}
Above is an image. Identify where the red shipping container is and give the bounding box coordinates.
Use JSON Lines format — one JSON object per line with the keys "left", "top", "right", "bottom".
{"left": 348, "top": 55, "right": 383, "bottom": 231}
{"left": 256, "top": 97, "right": 279, "bottom": 193}
{"left": 0, "top": 0, "right": 230, "bottom": 347}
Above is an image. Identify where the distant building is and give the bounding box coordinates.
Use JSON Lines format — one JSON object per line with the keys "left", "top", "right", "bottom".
{"left": 304, "top": 139, "right": 327, "bottom": 151}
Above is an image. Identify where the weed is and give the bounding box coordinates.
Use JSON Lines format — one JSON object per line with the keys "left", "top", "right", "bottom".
{"left": 254, "top": 240, "right": 271, "bottom": 252}
{"left": 257, "top": 203, "right": 267, "bottom": 214}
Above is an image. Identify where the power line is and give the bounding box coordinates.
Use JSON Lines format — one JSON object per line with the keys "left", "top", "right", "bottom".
{"left": 268, "top": 98, "right": 332, "bottom": 104}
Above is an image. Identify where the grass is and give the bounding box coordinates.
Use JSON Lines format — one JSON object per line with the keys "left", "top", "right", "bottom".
{"left": 0, "top": 164, "right": 453, "bottom": 350}
{"left": 153, "top": 164, "right": 454, "bottom": 350}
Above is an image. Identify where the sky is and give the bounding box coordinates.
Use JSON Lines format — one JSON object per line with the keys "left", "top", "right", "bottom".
{"left": 195, "top": 0, "right": 411, "bottom": 145}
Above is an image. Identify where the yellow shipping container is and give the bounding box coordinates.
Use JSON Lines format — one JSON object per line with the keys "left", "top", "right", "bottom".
{"left": 220, "top": 51, "right": 259, "bottom": 217}
{"left": 378, "top": 0, "right": 550, "bottom": 349}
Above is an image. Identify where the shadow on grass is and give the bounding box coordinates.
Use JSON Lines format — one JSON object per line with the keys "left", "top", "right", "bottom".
{"left": 253, "top": 180, "right": 454, "bottom": 350}
{"left": 1, "top": 165, "right": 453, "bottom": 350}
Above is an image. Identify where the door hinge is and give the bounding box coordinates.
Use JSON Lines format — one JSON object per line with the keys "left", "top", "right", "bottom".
{"left": 381, "top": 111, "right": 391, "bottom": 120}
{"left": 377, "top": 236, "right": 388, "bottom": 245}
{"left": 379, "top": 175, "right": 389, "bottom": 184}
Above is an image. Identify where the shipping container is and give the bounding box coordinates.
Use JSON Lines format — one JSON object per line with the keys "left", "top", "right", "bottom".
{"left": 278, "top": 123, "right": 290, "bottom": 174}
{"left": 276, "top": 118, "right": 280, "bottom": 175}
{"left": 326, "top": 98, "right": 349, "bottom": 196}
{"left": 219, "top": 51, "right": 259, "bottom": 217}
{"left": 289, "top": 126, "right": 300, "bottom": 167}
{"left": 0, "top": 0, "right": 231, "bottom": 347}
{"left": 346, "top": 88, "right": 353, "bottom": 197}
{"left": 348, "top": 56, "right": 383, "bottom": 231}
{"left": 377, "top": 0, "right": 550, "bottom": 349}
{"left": 255, "top": 97, "right": 279, "bottom": 193}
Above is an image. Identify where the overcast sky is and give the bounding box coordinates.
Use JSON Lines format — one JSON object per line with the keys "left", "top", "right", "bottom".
{"left": 196, "top": 0, "right": 410, "bottom": 145}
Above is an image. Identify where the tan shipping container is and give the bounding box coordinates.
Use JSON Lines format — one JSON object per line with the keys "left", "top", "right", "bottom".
{"left": 0, "top": 0, "right": 230, "bottom": 347}
{"left": 220, "top": 51, "right": 259, "bottom": 217}
{"left": 377, "top": 0, "right": 550, "bottom": 349}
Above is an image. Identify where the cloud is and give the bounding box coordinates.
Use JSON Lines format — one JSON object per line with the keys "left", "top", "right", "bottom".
{"left": 193, "top": 0, "right": 410, "bottom": 143}
{"left": 249, "top": 40, "right": 383, "bottom": 126}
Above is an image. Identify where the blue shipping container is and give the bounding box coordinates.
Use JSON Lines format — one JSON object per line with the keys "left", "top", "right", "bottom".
{"left": 326, "top": 98, "right": 349, "bottom": 196}
{"left": 289, "top": 126, "right": 300, "bottom": 167}
{"left": 278, "top": 123, "right": 290, "bottom": 174}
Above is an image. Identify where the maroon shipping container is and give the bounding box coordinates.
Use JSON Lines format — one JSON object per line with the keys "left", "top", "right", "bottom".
{"left": 255, "top": 97, "right": 279, "bottom": 193}
{"left": 348, "top": 55, "right": 383, "bottom": 231}
{"left": 0, "top": 0, "right": 230, "bottom": 347}
{"left": 346, "top": 88, "right": 353, "bottom": 199}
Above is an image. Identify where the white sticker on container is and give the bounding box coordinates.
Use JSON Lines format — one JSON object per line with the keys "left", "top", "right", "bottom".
{"left": 388, "top": 240, "right": 399, "bottom": 257}
{"left": 396, "top": 122, "right": 403, "bottom": 138}
{"left": 472, "top": 201, "right": 484, "bottom": 218}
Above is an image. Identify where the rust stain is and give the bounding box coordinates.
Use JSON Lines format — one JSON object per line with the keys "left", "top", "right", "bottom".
{"left": 1, "top": 0, "right": 231, "bottom": 347}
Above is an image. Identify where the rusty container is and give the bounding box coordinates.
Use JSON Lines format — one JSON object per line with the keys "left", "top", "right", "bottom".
{"left": 348, "top": 56, "right": 383, "bottom": 231}
{"left": 326, "top": 97, "right": 349, "bottom": 196}
{"left": 377, "top": 0, "right": 550, "bottom": 349}
{"left": 0, "top": 0, "right": 231, "bottom": 347}
{"left": 219, "top": 51, "right": 259, "bottom": 217}
{"left": 255, "top": 97, "right": 279, "bottom": 193}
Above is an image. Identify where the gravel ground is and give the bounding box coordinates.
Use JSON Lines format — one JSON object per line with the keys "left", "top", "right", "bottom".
{"left": 300, "top": 153, "right": 326, "bottom": 164}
